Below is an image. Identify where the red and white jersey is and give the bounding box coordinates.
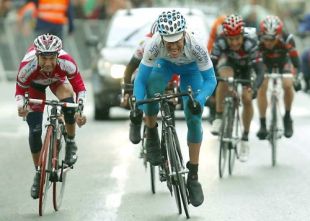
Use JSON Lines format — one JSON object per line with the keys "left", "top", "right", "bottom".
{"left": 15, "top": 46, "right": 86, "bottom": 99}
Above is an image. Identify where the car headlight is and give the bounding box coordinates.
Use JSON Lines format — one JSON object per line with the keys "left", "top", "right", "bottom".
{"left": 97, "top": 59, "right": 125, "bottom": 79}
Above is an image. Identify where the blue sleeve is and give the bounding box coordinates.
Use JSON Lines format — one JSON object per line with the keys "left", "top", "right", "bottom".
{"left": 133, "top": 63, "right": 153, "bottom": 102}
{"left": 196, "top": 68, "right": 217, "bottom": 106}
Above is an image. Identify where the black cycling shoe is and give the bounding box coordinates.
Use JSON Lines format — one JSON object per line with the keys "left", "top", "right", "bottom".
{"left": 65, "top": 141, "right": 78, "bottom": 166}
{"left": 283, "top": 117, "right": 293, "bottom": 138}
{"left": 256, "top": 126, "right": 268, "bottom": 140}
{"left": 145, "top": 126, "right": 161, "bottom": 166}
{"left": 187, "top": 176, "right": 204, "bottom": 207}
{"left": 30, "top": 171, "right": 41, "bottom": 199}
{"left": 129, "top": 122, "right": 141, "bottom": 144}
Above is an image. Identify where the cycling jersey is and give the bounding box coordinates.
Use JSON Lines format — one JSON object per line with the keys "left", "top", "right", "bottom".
{"left": 15, "top": 46, "right": 86, "bottom": 111}
{"left": 259, "top": 32, "right": 300, "bottom": 73}
{"left": 210, "top": 30, "right": 264, "bottom": 88}
{"left": 134, "top": 31, "right": 216, "bottom": 143}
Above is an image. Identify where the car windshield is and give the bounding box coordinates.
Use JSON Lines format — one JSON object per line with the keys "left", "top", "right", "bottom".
{"left": 105, "top": 9, "right": 160, "bottom": 48}
{"left": 105, "top": 8, "right": 211, "bottom": 48}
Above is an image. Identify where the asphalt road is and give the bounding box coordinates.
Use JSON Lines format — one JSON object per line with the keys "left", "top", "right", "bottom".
{"left": 1, "top": 80, "right": 310, "bottom": 221}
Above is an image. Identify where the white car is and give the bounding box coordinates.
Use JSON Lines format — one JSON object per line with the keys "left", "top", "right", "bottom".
{"left": 91, "top": 7, "right": 213, "bottom": 120}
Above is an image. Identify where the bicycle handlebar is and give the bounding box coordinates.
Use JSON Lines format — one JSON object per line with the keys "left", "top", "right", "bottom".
{"left": 217, "top": 76, "right": 253, "bottom": 84}
{"left": 264, "top": 73, "right": 293, "bottom": 79}
{"left": 28, "top": 98, "right": 80, "bottom": 108}
{"left": 131, "top": 86, "right": 195, "bottom": 109}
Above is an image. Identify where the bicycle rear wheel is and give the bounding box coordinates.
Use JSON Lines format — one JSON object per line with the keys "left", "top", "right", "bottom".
{"left": 38, "top": 126, "right": 53, "bottom": 216}
{"left": 53, "top": 125, "right": 67, "bottom": 211}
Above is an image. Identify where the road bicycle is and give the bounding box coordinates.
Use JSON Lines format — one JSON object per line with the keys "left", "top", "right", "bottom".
{"left": 124, "top": 82, "right": 179, "bottom": 194}
{"left": 24, "top": 95, "right": 82, "bottom": 216}
{"left": 217, "top": 76, "right": 253, "bottom": 178}
{"left": 265, "top": 72, "right": 293, "bottom": 166}
{"left": 130, "top": 86, "right": 195, "bottom": 219}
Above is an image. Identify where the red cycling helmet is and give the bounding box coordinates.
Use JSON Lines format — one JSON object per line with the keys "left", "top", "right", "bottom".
{"left": 222, "top": 14, "right": 244, "bottom": 36}
{"left": 260, "top": 15, "right": 283, "bottom": 39}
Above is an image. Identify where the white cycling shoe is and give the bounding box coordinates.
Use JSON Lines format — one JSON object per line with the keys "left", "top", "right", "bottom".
{"left": 211, "top": 118, "right": 222, "bottom": 135}
{"left": 239, "top": 140, "right": 249, "bottom": 162}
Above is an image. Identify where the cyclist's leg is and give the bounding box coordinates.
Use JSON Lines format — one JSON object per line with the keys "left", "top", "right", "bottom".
{"left": 144, "top": 60, "right": 174, "bottom": 165}
{"left": 179, "top": 64, "right": 204, "bottom": 207}
{"left": 257, "top": 77, "right": 269, "bottom": 139}
{"left": 281, "top": 64, "right": 294, "bottom": 137}
{"left": 239, "top": 68, "right": 253, "bottom": 162}
{"left": 212, "top": 60, "right": 234, "bottom": 135}
{"left": 51, "top": 81, "right": 78, "bottom": 166}
{"left": 26, "top": 86, "right": 45, "bottom": 199}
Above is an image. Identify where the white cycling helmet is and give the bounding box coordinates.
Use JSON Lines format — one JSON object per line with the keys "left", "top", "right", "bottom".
{"left": 34, "top": 34, "right": 62, "bottom": 55}
{"left": 157, "top": 10, "right": 186, "bottom": 42}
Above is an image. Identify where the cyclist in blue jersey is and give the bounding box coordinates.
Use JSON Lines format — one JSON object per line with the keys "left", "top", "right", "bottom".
{"left": 131, "top": 10, "right": 217, "bottom": 207}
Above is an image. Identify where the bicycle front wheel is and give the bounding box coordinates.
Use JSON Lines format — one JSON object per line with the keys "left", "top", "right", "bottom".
{"left": 53, "top": 127, "right": 67, "bottom": 211}
{"left": 38, "top": 126, "right": 53, "bottom": 216}
{"left": 270, "top": 95, "right": 278, "bottom": 167}
{"left": 219, "top": 102, "right": 233, "bottom": 178}
{"left": 167, "top": 128, "right": 190, "bottom": 218}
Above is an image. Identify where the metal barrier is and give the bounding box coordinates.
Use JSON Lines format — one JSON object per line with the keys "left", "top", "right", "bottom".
{"left": 0, "top": 18, "right": 109, "bottom": 81}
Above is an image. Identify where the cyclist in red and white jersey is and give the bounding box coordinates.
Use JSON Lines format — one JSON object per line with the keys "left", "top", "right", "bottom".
{"left": 210, "top": 14, "right": 264, "bottom": 162}
{"left": 256, "top": 15, "right": 302, "bottom": 139}
{"left": 15, "top": 34, "right": 87, "bottom": 199}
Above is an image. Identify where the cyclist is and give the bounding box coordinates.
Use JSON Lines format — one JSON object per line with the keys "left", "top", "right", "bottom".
{"left": 122, "top": 21, "right": 179, "bottom": 144}
{"left": 301, "top": 48, "right": 310, "bottom": 92}
{"left": 15, "top": 34, "right": 87, "bottom": 199}
{"left": 256, "top": 15, "right": 302, "bottom": 139}
{"left": 210, "top": 14, "right": 264, "bottom": 162}
{"left": 132, "top": 10, "right": 216, "bottom": 207}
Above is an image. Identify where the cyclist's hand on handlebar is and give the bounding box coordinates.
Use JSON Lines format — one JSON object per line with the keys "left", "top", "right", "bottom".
{"left": 187, "top": 99, "right": 202, "bottom": 115}
{"left": 120, "top": 83, "right": 133, "bottom": 109}
{"left": 120, "top": 93, "right": 131, "bottom": 108}
{"left": 75, "top": 114, "right": 87, "bottom": 127}
{"left": 18, "top": 107, "right": 28, "bottom": 117}
{"left": 251, "top": 87, "right": 257, "bottom": 99}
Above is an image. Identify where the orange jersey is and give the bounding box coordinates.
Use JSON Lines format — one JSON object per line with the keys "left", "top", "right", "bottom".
{"left": 207, "top": 15, "right": 226, "bottom": 52}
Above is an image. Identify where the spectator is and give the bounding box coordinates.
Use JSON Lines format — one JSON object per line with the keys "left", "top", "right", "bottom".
{"left": 31, "top": 0, "right": 75, "bottom": 40}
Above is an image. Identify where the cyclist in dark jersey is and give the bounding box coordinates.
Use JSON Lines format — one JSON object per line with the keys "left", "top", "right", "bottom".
{"left": 210, "top": 14, "right": 264, "bottom": 162}
{"left": 256, "top": 15, "right": 301, "bottom": 140}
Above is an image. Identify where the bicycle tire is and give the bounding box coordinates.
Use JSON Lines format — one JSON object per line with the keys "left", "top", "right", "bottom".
{"left": 219, "top": 101, "right": 232, "bottom": 178}
{"left": 38, "top": 126, "right": 53, "bottom": 216}
{"left": 229, "top": 107, "right": 239, "bottom": 175}
{"left": 167, "top": 128, "right": 190, "bottom": 218}
{"left": 53, "top": 123, "right": 67, "bottom": 211}
{"left": 270, "top": 95, "right": 278, "bottom": 167}
{"left": 164, "top": 128, "right": 182, "bottom": 215}
{"left": 172, "top": 129, "right": 190, "bottom": 218}
{"left": 150, "top": 163, "right": 156, "bottom": 194}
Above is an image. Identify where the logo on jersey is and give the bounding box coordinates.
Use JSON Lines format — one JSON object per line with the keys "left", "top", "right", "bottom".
{"left": 193, "top": 45, "right": 209, "bottom": 63}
